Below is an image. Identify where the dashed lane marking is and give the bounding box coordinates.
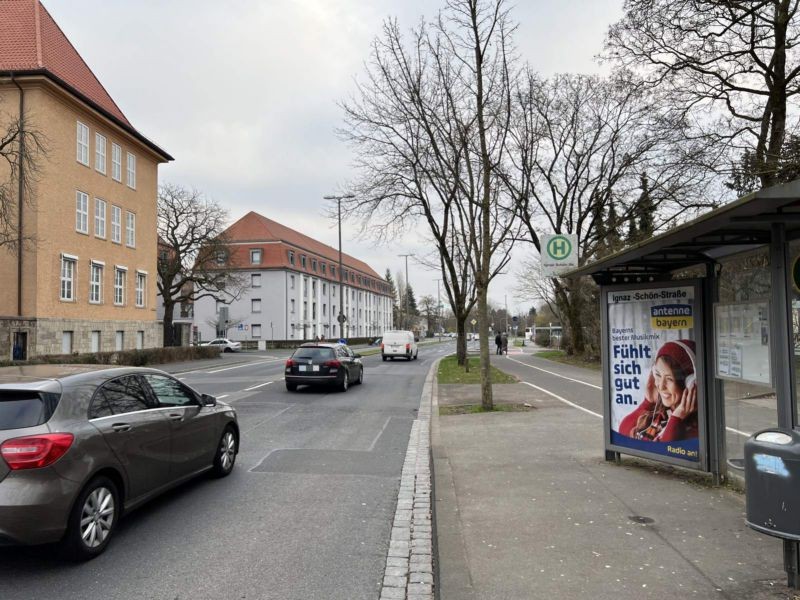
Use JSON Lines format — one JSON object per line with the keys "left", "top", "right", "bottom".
{"left": 244, "top": 381, "right": 275, "bottom": 391}
{"left": 205, "top": 359, "right": 284, "bottom": 374}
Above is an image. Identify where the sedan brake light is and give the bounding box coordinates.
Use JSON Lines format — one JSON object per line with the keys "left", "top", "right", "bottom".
{"left": 1, "top": 433, "right": 75, "bottom": 470}
{"left": 286, "top": 359, "right": 296, "bottom": 367}
{"left": 323, "top": 360, "right": 342, "bottom": 368}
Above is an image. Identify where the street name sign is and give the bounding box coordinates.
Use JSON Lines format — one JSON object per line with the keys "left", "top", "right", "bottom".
{"left": 541, "top": 234, "right": 578, "bottom": 277}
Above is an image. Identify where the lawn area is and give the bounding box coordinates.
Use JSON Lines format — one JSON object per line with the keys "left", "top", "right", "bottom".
{"left": 437, "top": 355, "right": 517, "bottom": 384}
{"left": 535, "top": 349, "right": 600, "bottom": 371}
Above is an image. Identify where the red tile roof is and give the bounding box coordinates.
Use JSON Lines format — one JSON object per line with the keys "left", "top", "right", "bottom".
{"left": 0, "top": 0, "right": 172, "bottom": 160}
{"left": 223, "top": 211, "right": 390, "bottom": 295}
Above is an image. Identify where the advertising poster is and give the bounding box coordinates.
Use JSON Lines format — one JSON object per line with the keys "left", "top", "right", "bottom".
{"left": 606, "top": 284, "right": 703, "bottom": 464}
{"left": 714, "top": 301, "right": 771, "bottom": 386}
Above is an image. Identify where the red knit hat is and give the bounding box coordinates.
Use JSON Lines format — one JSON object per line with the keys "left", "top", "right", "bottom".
{"left": 655, "top": 339, "right": 696, "bottom": 377}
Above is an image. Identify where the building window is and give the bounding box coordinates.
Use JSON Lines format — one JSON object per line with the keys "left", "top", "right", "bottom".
{"left": 126, "top": 212, "right": 136, "bottom": 247}
{"left": 288, "top": 250, "right": 295, "bottom": 265}
{"left": 251, "top": 298, "right": 261, "bottom": 313}
{"left": 77, "top": 122, "right": 89, "bottom": 165}
{"left": 136, "top": 331, "right": 144, "bottom": 350}
{"left": 94, "top": 198, "right": 106, "bottom": 238}
{"left": 290, "top": 275, "right": 295, "bottom": 289}
{"left": 323, "top": 283, "right": 327, "bottom": 294}
{"left": 114, "top": 268, "right": 126, "bottom": 305}
{"left": 215, "top": 250, "right": 226, "bottom": 265}
{"left": 251, "top": 273, "right": 261, "bottom": 288}
{"left": 312, "top": 280, "right": 317, "bottom": 294}
{"left": 135, "top": 272, "right": 146, "bottom": 307}
{"left": 126, "top": 152, "right": 136, "bottom": 189}
{"left": 62, "top": 331, "right": 74, "bottom": 354}
{"left": 312, "top": 303, "right": 317, "bottom": 319}
{"left": 91, "top": 331, "right": 101, "bottom": 353}
{"left": 321, "top": 263, "right": 327, "bottom": 275}
{"left": 331, "top": 266, "right": 336, "bottom": 278}
{"left": 111, "top": 205, "right": 122, "bottom": 243}
{"left": 76, "top": 191, "right": 89, "bottom": 234}
{"left": 303, "top": 301, "right": 308, "bottom": 319}
{"left": 322, "top": 304, "right": 327, "bottom": 316}
{"left": 250, "top": 249, "right": 262, "bottom": 264}
{"left": 291, "top": 299, "right": 296, "bottom": 313}
{"left": 252, "top": 324, "right": 262, "bottom": 338}
{"left": 112, "top": 143, "right": 122, "bottom": 181}
{"left": 312, "top": 259, "right": 317, "bottom": 272}
{"left": 115, "top": 331, "right": 124, "bottom": 351}
{"left": 301, "top": 255, "right": 307, "bottom": 269}
{"left": 89, "top": 262, "right": 103, "bottom": 304}
{"left": 60, "top": 257, "right": 76, "bottom": 301}
{"left": 95, "top": 133, "right": 106, "bottom": 174}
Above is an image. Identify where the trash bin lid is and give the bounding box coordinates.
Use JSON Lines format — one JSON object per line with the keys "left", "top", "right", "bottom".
{"left": 754, "top": 431, "right": 793, "bottom": 445}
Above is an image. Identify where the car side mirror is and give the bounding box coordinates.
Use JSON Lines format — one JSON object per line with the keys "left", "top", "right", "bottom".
{"left": 414, "top": 337, "right": 420, "bottom": 343}
{"left": 353, "top": 353, "right": 362, "bottom": 359}
{"left": 201, "top": 393, "right": 217, "bottom": 406}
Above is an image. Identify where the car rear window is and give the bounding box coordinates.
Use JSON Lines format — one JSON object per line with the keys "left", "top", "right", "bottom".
{"left": 0, "top": 391, "right": 60, "bottom": 431}
{"left": 293, "top": 348, "right": 336, "bottom": 361}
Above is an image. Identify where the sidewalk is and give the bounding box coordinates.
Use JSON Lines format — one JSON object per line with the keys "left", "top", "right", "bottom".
{"left": 432, "top": 366, "right": 796, "bottom": 599}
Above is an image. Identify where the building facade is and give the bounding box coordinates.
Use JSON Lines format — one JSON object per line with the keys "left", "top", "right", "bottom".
{"left": 0, "top": 0, "right": 172, "bottom": 358}
{"left": 193, "top": 212, "right": 393, "bottom": 343}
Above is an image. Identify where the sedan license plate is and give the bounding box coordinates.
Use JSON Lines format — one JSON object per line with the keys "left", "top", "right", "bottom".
{"left": 313, "top": 365, "right": 320, "bottom": 372}
{"left": 299, "top": 365, "right": 307, "bottom": 372}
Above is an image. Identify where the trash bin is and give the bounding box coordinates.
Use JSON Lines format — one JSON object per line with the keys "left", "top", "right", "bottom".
{"left": 745, "top": 429, "right": 800, "bottom": 540}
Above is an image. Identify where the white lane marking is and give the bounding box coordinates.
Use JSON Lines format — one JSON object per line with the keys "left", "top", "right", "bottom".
{"left": 244, "top": 381, "right": 274, "bottom": 391}
{"left": 243, "top": 405, "right": 294, "bottom": 435}
{"left": 217, "top": 394, "right": 230, "bottom": 399}
{"left": 206, "top": 359, "right": 283, "bottom": 374}
{"left": 521, "top": 381, "right": 602, "bottom": 419}
{"left": 727, "top": 426, "right": 751, "bottom": 438}
{"left": 506, "top": 356, "right": 602, "bottom": 390}
{"left": 368, "top": 417, "right": 392, "bottom": 451}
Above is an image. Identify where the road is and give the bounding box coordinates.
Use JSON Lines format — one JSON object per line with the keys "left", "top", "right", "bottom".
{"left": 0, "top": 341, "right": 455, "bottom": 600}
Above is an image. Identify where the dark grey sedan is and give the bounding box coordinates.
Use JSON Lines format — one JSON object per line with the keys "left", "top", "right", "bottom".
{"left": 0, "top": 365, "right": 238, "bottom": 559}
{"left": 284, "top": 343, "right": 364, "bottom": 392}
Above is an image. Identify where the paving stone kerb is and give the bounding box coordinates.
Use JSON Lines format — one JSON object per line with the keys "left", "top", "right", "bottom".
{"left": 379, "top": 357, "right": 439, "bottom": 600}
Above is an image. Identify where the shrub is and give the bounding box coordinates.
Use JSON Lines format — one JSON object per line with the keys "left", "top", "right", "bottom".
{"left": 534, "top": 331, "right": 551, "bottom": 347}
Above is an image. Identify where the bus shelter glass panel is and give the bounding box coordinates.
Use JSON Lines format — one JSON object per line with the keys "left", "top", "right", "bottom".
{"left": 790, "top": 240, "right": 800, "bottom": 427}
{"left": 718, "top": 248, "right": 777, "bottom": 471}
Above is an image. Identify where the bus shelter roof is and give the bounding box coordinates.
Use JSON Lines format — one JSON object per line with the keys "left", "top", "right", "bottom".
{"left": 566, "top": 180, "right": 800, "bottom": 284}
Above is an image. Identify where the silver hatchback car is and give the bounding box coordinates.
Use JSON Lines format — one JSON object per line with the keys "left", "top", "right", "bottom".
{"left": 0, "top": 365, "right": 239, "bottom": 559}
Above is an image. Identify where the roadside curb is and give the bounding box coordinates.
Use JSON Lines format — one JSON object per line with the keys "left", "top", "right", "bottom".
{"left": 379, "top": 357, "right": 440, "bottom": 600}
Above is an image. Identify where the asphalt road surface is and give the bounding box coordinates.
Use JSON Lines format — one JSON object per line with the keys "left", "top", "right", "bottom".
{"left": 0, "top": 341, "right": 455, "bottom": 600}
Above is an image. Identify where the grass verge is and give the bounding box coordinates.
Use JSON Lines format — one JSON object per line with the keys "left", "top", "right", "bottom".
{"left": 437, "top": 355, "right": 517, "bottom": 384}
{"left": 535, "top": 350, "right": 601, "bottom": 371}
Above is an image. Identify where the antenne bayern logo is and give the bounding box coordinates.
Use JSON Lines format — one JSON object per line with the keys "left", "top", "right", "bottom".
{"left": 546, "top": 235, "right": 572, "bottom": 261}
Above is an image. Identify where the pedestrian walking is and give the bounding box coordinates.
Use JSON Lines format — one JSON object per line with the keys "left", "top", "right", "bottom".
{"left": 495, "top": 332, "right": 502, "bottom": 355}
{"left": 501, "top": 332, "right": 508, "bottom": 355}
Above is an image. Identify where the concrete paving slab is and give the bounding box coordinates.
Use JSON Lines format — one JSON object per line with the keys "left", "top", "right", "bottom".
{"left": 433, "top": 379, "right": 797, "bottom": 599}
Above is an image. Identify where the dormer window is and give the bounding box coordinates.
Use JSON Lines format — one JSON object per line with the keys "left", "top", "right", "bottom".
{"left": 215, "top": 251, "right": 226, "bottom": 265}
{"left": 250, "top": 249, "right": 262, "bottom": 265}
{"left": 312, "top": 259, "right": 317, "bottom": 272}
{"left": 301, "top": 255, "right": 307, "bottom": 268}
{"left": 288, "top": 250, "right": 295, "bottom": 265}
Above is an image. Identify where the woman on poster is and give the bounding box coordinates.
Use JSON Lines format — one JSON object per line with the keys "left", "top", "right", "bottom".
{"left": 618, "top": 339, "right": 698, "bottom": 443}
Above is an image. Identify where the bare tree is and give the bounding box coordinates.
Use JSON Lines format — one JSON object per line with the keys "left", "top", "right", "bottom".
{"left": 339, "top": 0, "right": 520, "bottom": 408}
{"left": 506, "top": 71, "right": 713, "bottom": 354}
{"left": 0, "top": 96, "right": 47, "bottom": 251}
{"left": 605, "top": 0, "right": 800, "bottom": 189}
{"left": 157, "top": 184, "right": 247, "bottom": 346}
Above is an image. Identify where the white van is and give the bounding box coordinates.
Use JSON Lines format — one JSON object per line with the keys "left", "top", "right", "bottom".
{"left": 382, "top": 330, "right": 418, "bottom": 361}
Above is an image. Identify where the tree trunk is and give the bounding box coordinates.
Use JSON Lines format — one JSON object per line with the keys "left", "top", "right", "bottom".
{"left": 456, "top": 317, "right": 467, "bottom": 366}
{"left": 477, "top": 282, "right": 492, "bottom": 410}
{"left": 553, "top": 279, "right": 585, "bottom": 355}
{"left": 162, "top": 303, "right": 176, "bottom": 347}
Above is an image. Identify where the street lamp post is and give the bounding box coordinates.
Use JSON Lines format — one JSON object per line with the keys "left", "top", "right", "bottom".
{"left": 324, "top": 194, "right": 354, "bottom": 340}
{"left": 435, "top": 278, "right": 442, "bottom": 341}
{"left": 398, "top": 253, "right": 414, "bottom": 330}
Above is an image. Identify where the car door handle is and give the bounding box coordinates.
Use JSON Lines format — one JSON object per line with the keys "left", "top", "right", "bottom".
{"left": 111, "top": 423, "right": 131, "bottom": 432}
{"left": 168, "top": 413, "right": 184, "bottom": 422}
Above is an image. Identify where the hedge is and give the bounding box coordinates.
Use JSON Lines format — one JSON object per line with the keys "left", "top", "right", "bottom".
{"left": 0, "top": 345, "right": 221, "bottom": 368}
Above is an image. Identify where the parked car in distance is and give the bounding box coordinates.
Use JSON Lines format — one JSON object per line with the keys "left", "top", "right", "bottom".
{"left": 285, "top": 343, "right": 364, "bottom": 392}
{"left": 381, "top": 330, "right": 418, "bottom": 361}
{"left": 0, "top": 365, "right": 238, "bottom": 560}
{"left": 201, "top": 338, "right": 241, "bottom": 352}
{"left": 370, "top": 337, "right": 382, "bottom": 347}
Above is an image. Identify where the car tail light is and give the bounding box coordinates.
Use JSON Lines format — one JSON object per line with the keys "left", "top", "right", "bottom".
{"left": 286, "top": 359, "right": 295, "bottom": 367}
{"left": 323, "top": 360, "right": 342, "bottom": 368}
{"left": 380, "top": 344, "right": 384, "bottom": 350}
{"left": 405, "top": 343, "right": 410, "bottom": 351}
{"left": 1, "top": 433, "right": 75, "bottom": 470}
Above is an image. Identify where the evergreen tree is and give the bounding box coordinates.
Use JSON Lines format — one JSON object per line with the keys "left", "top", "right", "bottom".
{"left": 403, "top": 284, "right": 420, "bottom": 316}
{"left": 636, "top": 173, "right": 655, "bottom": 239}
{"left": 607, "top": 198, "right": 623, "bottom": 251}
{"left": 590, "top": 199, "right": 609, "bottom": 258}
{"left": 385, "top": 269, "right": 400, "bottom": 326}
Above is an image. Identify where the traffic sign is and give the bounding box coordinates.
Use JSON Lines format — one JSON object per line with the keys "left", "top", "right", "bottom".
{"left": 337, "top": 314, "right": 347, "bottom": 324}
{"left": 471, "top": 319, "right": 477, "bottom": 325}
{"left": 541, "top": 233, "right": 578, "bottom": 276}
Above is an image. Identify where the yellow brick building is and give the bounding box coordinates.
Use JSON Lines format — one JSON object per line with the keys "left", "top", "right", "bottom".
{"left": 0, "top": 0, "right": 172, "bottom": 358}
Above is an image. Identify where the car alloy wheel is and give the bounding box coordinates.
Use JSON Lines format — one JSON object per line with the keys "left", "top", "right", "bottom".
{"left": 212, "top": 427, "right": 238, "bottom": 477}
{"left": 80, "top": 486, "right": 115, "bottom": 549}
{"left": 341, "top": 371, "right": 349, "bottom": 392}
{"left": 357, "top": 367, "right": 364, "bottom": 385}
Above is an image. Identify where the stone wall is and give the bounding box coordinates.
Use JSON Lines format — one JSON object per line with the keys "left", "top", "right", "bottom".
{"left": 34, "top": 318, "right": 163, "bottom": 356}
{"left": 0, "top": 317, "right": 38, "bottom": 361}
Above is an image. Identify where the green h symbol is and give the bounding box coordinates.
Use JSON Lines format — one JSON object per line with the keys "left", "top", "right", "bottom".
{"left": 547, "top": 236, "right": 571, "bottom": 260}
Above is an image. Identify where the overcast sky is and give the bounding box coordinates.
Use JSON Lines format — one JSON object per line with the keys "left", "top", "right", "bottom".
{"left": 45, "top": 0, "right": 622, "bottom": 316}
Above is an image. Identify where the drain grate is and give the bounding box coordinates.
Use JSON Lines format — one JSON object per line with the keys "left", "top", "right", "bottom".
{"left": 628, "top": 515, "right": 655, "bottom": 525}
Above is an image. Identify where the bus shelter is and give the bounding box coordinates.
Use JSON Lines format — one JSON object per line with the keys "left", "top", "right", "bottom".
{"left": 568, "top": 180, "right": 800, "bottom": 582}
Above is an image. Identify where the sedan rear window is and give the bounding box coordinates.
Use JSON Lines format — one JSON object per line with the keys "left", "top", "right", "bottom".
{"left": 292, "top": 348, "right": 335, "bottom": 361}
{"left": 0, "top": 391, "right": 60, "bottom": 431}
